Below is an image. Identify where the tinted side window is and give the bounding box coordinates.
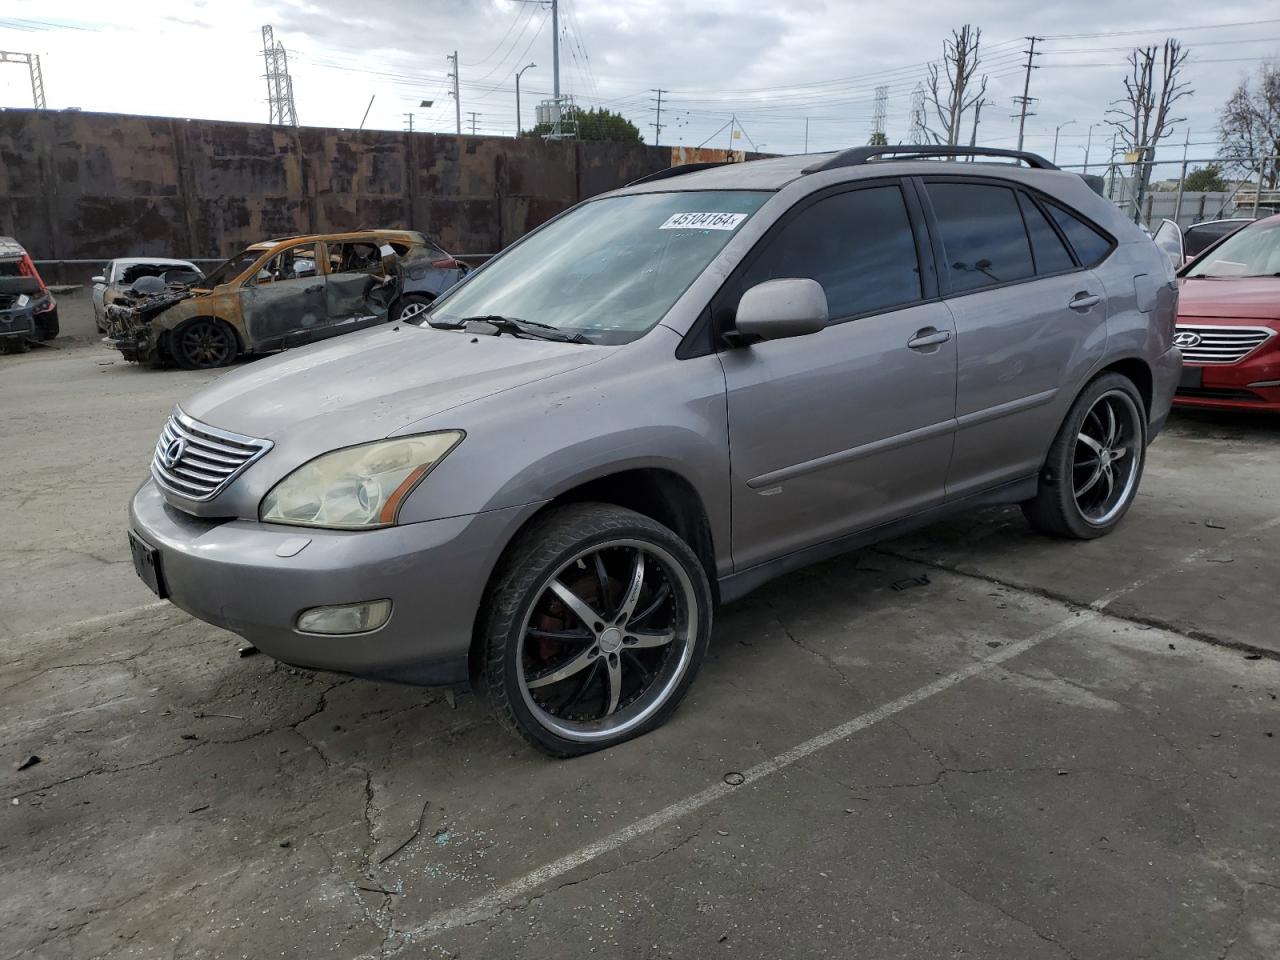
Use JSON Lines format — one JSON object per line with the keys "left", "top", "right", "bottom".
{"left": 1044, "top": 202, "right": 1113, "bottom": 266}
{"left": 926, "top": 182, "right": 1034, "bottom": 293}
{"left": 737, "top": 185, "right": 921, "bottom": 322}
{"left": 1018, "top": 193, "right": 1076, "bottom": 274}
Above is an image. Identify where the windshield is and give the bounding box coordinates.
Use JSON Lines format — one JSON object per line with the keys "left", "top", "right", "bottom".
{"left": 1186, "top": 220, "right": 1280, "bottom": 278}
{"left": 199, "top": 248, "right": 267, "bottom": 288}
{"left": 430, "top": 190, "right": 771, "bottom": 344}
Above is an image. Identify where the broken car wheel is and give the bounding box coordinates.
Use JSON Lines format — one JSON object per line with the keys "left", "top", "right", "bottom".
{"left": 480, "top": 503, "right": 712, "bottom": 757}
{"left": 173, "top": 319, "right": 237, "bottom": 370}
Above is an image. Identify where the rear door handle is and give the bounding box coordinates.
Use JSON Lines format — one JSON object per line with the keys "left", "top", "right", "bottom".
{"left": 907, "top": 327, "right": 953, "bottom": 350}
{"left": 1069, "top": 292, "right": 1101, "bottom": 310}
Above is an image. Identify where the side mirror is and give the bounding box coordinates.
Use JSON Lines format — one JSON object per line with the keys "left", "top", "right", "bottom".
{"left": 735, "top": 278, "right": 828, "bottom": 341}
{"left": 1151, "top": 218, "right": 1183, "bottom": 271}
{"left": 91, "top": 275, "right": 106, "bottom": 284}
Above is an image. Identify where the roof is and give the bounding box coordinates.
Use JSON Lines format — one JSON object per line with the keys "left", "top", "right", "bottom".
{"left": 253, "top": 229, "right": 424, "bottom": 250}
{"left": 617, "top": 146, "right": 1064, "bottom": 195}
{"left": 111, "top": 257, "right": 200, "bottom": 267}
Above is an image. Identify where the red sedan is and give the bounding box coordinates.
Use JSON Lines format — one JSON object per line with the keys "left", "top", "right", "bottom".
{"left": 1173, "top": 213, "right": 1280, "bottom": 412}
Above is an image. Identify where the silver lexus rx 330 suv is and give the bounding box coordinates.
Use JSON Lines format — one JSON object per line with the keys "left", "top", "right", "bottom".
{"left": 129, "top": 145, "right": 1181, "bottom": 756}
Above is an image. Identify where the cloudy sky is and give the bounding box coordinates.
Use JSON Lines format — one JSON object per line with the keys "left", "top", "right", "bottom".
{"left": 1, "top": 0, "right": 1276, "bottom": 174}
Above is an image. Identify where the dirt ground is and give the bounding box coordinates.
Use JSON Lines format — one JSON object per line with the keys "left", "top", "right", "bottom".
{"left": 2, "top": 290, "right": 1278, "bottom": 960}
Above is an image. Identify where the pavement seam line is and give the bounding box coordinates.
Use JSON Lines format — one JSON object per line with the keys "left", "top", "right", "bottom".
{"left": 393, "top": 609, "right": 1097, "bottom": 946}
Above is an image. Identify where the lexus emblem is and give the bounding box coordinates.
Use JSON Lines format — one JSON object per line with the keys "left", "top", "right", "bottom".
{"left": 1173, "top": 331, "right": 1202, "bottom": 348}
{"left": 161, "top": 437, "right": 186, "bottom": 470}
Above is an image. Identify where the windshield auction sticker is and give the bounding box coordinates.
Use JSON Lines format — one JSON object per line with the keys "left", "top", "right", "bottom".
{"left": 659, "top": 212, "right": 748, "bottom": 231}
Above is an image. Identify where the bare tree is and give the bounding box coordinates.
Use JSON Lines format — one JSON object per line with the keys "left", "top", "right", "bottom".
{"left": 1105, "top": 39, "right": 1192, "bottom": 220}
{"left": 1218, "top": 62, "right": 1280, "bottom": 190}
{"left": 925, "top": 25, "right": 988, "bottom": 147}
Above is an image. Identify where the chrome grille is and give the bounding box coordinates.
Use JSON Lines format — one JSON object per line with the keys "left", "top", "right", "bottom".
{"left": 151, "top": 409, "right": 271, "bottom": 501}
{"left": 1175, "top": 324, "right": 1276, "bottom": 365}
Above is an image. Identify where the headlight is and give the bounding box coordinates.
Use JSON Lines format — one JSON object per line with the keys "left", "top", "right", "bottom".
{"left": 260, "top": 432, "right": 463, "bottom": 528}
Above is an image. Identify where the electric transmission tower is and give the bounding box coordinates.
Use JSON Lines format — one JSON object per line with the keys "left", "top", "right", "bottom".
{"left": 0, "top": 51, "right": 45, "bottom": 108}
{"left": 908, "top": 83, "right": 927, "bottom": 144}
{"left": 872, "top": 85, "right": 888, "bottom": 142}
{"left": 261, "top": 25, "right": 299, "bottom": 126}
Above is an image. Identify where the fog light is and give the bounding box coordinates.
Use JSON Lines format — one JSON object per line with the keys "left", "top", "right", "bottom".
{"left": 296, "top": 599, "right": 392, "bottom": 635}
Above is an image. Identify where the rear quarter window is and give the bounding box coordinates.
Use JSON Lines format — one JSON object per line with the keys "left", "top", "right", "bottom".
{"left": 1044, "top": 201, "right": 1114, "bottom": 267}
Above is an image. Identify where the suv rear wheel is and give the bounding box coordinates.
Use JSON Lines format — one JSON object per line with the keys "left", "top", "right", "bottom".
{"left": 1022, "top": 372, "right": 1147, "bottom": 539}
{"left": 479, "top": 503, "right": 713, "bottom": 757}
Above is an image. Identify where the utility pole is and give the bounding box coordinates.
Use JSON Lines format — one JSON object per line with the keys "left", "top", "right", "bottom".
{"left": 404, "top": 113, "right": 414, "bottom": 133}
{"left": 650, "top": 88, "right": 666, "bottom": 147}
{"left": 515, "top": 62, "right": 536, "bottom": 136}
{"left": 1012, "top": 36, "right": 1041, "bottom": 152}
{"left": 726, "top": 114, "right": 736, "bottom": 151}
{"left": 804, "top": 117, "right": 809, "bottom": 153}
{"left": 447, "top": 51, "right": 461, "bottom": 135}
{"left": 908, "top": 83, "right": 927, "bottom": 144}
{"left": 551, "top": 0, "right": 561, "bottom": 138}
{"left": 467, "top": 112, "right": 481, "bottom": 136}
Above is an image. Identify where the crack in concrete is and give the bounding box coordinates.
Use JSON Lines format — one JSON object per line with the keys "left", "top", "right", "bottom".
{"left": 930, "top": 868, "right": 1082, "bottom": 959}
{"left": 763, "top": 599, "right": 854, "bottom": 687}
{"left": 11, "top": 677, "right": 356, "bottom": 798}
{"left": 874, "top": 548, "right": 1280, "bottom": 662}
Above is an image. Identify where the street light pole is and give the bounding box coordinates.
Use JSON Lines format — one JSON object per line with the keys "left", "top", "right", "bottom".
{"left": 1082, "top": 122, "right": 1101, "bottom": 173}
{"left": 515, "top": 62, "right": 536, "bottom": 136}
{"left": 1052, "top": 119, "right": 1076, "bottom": 165}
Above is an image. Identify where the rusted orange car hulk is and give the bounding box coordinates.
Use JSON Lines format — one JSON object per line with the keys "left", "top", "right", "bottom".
{"left": 104, "top": 229, "right": 468, "bottom": 368}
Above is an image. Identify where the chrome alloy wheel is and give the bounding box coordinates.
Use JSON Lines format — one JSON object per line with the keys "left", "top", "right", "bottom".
{"left": 397, "top": 300, "right": 430, "bottom": 322}
{"left": 516, "top": 538, "right": 699, "bottom": 743}
{"left": 1073, "top": 389, "right": 1143, "bottom": 526}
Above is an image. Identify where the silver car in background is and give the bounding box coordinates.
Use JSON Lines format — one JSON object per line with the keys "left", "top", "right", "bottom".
{"left": 128, "top": 145, "right": 1181, "bottom": 756}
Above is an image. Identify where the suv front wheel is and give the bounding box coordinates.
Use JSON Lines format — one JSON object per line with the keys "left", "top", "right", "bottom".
{"left": 1023, "top": 372, "right": 1147, "bottom": 539}
{"left": 479, "top": 504, "right": 712, "bottom": 757}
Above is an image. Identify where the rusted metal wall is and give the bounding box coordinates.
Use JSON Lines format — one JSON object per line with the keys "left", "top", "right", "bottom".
{"left": 0, "top": 109, "right": 688, "bottom": 266}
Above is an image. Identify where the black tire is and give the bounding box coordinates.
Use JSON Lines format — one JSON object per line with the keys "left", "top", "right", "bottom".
{"left": 479, "top": 503, "right": 713, "bottom": 757}
{"left": 172, "top": 318, "right": 238, "bottom": 369}
{"left": 390, "top": 293, "right": 434, "bottom": 324}
{"left": 0, "top": 338, "right": 29, "bottom": 355}
{"left": 35, "top": 307, "right": 59, "bottom": 341}
{"left": 1022, "top": 372, "right": 1147, "bottom": 539}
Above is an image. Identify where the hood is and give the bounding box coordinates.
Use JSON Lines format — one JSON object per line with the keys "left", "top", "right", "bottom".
{"left": 1177, "top": 276, "right": 1280, "bottom": 321}
{"left": 183, "top": 324, "right": 611, "bottom": 448}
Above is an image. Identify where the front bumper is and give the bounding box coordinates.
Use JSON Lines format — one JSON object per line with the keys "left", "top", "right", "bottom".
{"left": 0, "top": 307, "right": 35, "bottom": 340}
{"left": 129, "top": 479, "right": 542, "bottom": 685}
{"left": 1173, "top": 331, "right": 1280, "bottom": 413}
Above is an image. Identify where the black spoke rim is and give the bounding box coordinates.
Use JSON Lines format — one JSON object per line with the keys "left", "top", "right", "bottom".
{"left": 180, "top": 323, "right": 232, "bottom": 367}
{"left": 516, "top": 538, "right": 698, "bottom": 742}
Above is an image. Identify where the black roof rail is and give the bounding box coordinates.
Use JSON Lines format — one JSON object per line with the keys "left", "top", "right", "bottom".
{"left": 626, "top": 162, "right": 729, "bottom": 187}
{"left": 802, "top": 145, "right": 1058, "bottom": 175}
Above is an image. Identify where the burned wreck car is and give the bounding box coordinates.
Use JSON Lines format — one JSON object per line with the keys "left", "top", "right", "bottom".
{"left": 104, "top": 230, "right": 468, "bottom": 369}
{"left": 0, "top": 236, "right": 58, "bottom": 353}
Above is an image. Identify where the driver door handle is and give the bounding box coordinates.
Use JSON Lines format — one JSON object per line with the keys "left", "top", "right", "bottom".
{"left": 1069, "top": 292, "right": 1101, "bottom": 310}
{"left": 907, "top": 327, "right": 952, "bottom": 350}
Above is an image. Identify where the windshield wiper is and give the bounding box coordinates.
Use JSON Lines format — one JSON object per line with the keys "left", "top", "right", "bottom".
{"left": 432, "top": 314, "right": 591, "bottom": 344}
